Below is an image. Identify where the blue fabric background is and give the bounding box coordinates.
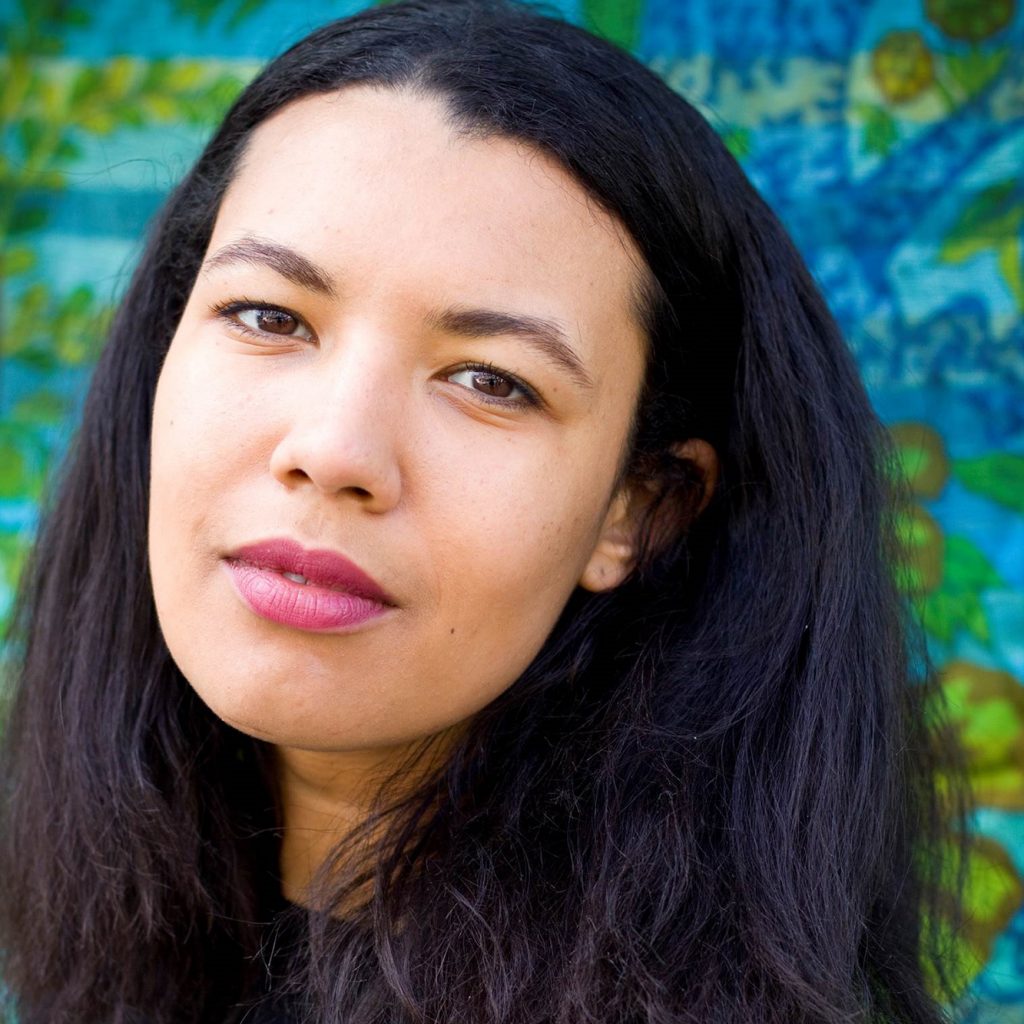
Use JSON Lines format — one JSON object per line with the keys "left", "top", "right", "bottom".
{"left": 1, "top": 0, "right": 1022, "bottom": 1017}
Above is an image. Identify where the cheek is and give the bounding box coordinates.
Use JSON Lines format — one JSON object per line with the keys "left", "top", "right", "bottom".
{"left": 148, "top": 345, "right": 246, "bottom": 618}
{"left": 151, "top": 367, "right": 200, "bottom": 545}
{"left": 416, "top": 448, "right": 603, "bottom": 672}
{"left": 150, "top": 339, "right": 267, "bottom": 519}
{"left": 152, "top": 345, "right": 247, "bottom": 471}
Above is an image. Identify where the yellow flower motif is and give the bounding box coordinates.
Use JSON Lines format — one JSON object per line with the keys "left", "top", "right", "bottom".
{"left": 925, "top": 0, "right": 1015, "bottom": 42}
{"left": 895, "top": 504, "right": 944, "bottom": 594}
{"left": 871, "top": 31, "right": 936, "bottom": 104}
{"left": 890, "top": 422, "right": 950, "bottom": 499}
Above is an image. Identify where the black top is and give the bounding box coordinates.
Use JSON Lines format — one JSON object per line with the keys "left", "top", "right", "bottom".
{"left": 227, "top": 898, "right": 373, "bottom": 1023}
{"left": 231, "top": 901, "right": 307, "bottom": 1024}
{"left": 238, "top": 995, "right": 302, "bottom": 1024}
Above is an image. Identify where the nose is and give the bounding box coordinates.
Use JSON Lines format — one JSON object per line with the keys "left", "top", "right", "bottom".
{"left": 268, "top": 339, "right": 404, "bottom": 512}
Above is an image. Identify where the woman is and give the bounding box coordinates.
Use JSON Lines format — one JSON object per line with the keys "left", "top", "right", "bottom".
{"left": 0, "top": 0, "right": 968, "bottom": 1021}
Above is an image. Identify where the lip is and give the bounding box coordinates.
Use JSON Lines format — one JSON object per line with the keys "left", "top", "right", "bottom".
{"left": 222, "top": 537, "right": 396, "bottom": 633}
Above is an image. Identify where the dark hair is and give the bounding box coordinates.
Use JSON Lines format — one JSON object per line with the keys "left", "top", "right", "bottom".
{"left": 0, "top": 1, "right": 969, "bottom": 1021}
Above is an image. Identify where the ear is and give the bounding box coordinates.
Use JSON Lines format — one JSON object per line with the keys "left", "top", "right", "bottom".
{"left": 578, "top": 438, "right": 718, "bottom": 593}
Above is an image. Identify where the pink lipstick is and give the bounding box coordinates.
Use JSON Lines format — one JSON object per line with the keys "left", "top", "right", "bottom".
{"left": 222, "top": 538, "right": 395, "bottom": 632}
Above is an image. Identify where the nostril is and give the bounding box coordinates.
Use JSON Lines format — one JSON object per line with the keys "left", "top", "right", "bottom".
{"left": 268, "top": 430, "right": 401, "bottom": 509}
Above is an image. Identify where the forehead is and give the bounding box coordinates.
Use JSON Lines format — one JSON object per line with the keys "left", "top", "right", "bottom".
{"left": 213, "top": 86, "right": 649, "bottom": 387}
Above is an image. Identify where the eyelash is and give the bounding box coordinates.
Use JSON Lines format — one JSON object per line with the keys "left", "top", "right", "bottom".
{"left": 210, "top": 299, "right": 542, "bottom": 410}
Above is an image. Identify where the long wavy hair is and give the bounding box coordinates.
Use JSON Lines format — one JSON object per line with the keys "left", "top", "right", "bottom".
{"left": 0, "top": 1, "right": 969, "bottom": 1021}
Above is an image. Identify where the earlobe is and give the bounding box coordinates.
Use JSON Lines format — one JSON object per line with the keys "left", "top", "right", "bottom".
{"left": 578, "top": 489, "right": 637, "bottom": 593}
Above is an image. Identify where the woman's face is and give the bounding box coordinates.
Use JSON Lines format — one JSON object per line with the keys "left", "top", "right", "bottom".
{"left": 149, "top": 86, "right": 650, "bottom": 752}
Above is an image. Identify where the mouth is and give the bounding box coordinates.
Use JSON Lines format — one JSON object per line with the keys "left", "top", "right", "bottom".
{"left": 224, "top": 559, "right": 387, "bottom": 601}
{"left": 224, "top": 537, "right": 397, "bottom": 607}
{"left": 220, "top": 537, "right": 398, "bottom": 632}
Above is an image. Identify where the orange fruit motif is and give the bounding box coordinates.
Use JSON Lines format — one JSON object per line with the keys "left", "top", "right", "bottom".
{"left": 925, "top": 0, "right": 1015, "bottom": 42}
{"left": 872, "top": 31, "right": 936, "bottom": 104}
{"left": 896, "top": 504, "right": 945, "bottom": 594}
{"left": 939, "top": 661, "right": 1024, "bottom": 811}
{"left": 890, "top": 422, "right": 951, "bottom": 499}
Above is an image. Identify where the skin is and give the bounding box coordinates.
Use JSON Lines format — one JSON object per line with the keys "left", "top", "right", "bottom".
{"left": 148, "top": 85, "right": 716, "bottom": 902}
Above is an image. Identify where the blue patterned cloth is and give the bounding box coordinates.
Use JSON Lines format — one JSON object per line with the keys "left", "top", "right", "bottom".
{"left": 1, "top": 0, "right": 1022, "bottom": 1017}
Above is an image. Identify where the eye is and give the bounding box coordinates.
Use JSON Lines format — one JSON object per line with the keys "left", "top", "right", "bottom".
{"left": 445, "top": 362, "right": 539, "bottom": 409}
{"left": 213, "top": 300, "right": 314, "bottom": 342}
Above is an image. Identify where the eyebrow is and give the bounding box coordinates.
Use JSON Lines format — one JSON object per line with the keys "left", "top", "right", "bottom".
{"left": 423, "top": 307, "right": 593, "bottom": 391}
{"left": 202, "top": 235, "right": 594, "bottom": 391}
{"left": 203, "top": 235, "right": 338, "bottom": 297}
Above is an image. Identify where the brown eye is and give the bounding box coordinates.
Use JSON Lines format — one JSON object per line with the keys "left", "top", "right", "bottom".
{"left": 235, "top": 306, "right": 311, "bottom": 338}
{"left": 470, "top": 370, "right": 514, "bottom": 398}
{"left": 257, "top": 309, "right": 297, "bottom": 334}
{"left": 445, "top": 364, "right": 538, "bottom": 408}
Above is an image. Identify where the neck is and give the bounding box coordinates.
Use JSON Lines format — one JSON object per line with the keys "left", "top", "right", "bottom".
{"left": 274, "top": 734, "right": 456, "bottom": 908}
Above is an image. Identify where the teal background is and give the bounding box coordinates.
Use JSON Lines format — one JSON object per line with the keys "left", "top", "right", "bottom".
{"left": 1, "top": 0, "right": 1022, "bottom": 1017}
